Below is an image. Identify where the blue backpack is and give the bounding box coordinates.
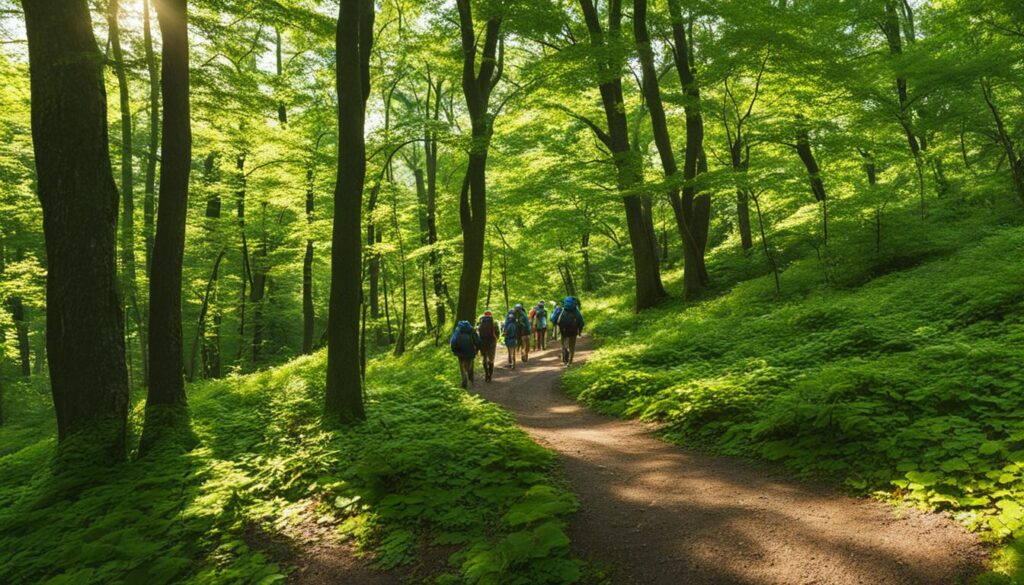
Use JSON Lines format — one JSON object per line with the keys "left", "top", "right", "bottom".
{"left": 450, "top": 321, "right": 477, "bottom": 356}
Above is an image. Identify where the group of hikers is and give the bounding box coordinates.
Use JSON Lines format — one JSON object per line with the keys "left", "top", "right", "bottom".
{"left": 449, "top": 296, "right": 586, "bottom": 389}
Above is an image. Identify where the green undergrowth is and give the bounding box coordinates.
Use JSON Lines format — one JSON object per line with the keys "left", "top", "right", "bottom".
{"left": 566, "top": 207, "right": 1024, "bottom": 582}
{"left": 0, "top": 345, "right": 580, "bottom": 584}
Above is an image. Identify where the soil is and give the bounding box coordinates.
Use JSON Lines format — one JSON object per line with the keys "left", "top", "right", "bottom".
{"left": 476, "top": 336, "right": 987, "bottom": 585}
{"left": 287, "top": 335, "right": 987, "bottom": 584}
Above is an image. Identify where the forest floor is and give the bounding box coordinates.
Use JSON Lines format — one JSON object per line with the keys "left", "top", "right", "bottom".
{"left": 476, "top": 336, "right": 987, "bottom": 585}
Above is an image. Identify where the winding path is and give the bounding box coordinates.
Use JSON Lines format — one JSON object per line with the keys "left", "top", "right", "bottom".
{"left": 478, "top": 336, "right": 986, "bottom": 585}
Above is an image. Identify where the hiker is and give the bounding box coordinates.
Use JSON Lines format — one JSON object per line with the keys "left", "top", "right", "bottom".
{"left": 531, "top": 300, "right": 549, "bottom": 351}
{"left": 449, "top": 320, "right": 483, "bottom": 389}
{"left": 549, "top": 300, "right": 559, "bottom": 342}
{"left": 477, "top": 310, "right": 499, "bottom": 382}
{"left": 552, "top": 295, "right": 585, "bottom": 366}
{"left": 513, "top": 303, "right": 532, "bottom": 362}
{"left": 502, "top": 310, "right": 519, "bottom": 369}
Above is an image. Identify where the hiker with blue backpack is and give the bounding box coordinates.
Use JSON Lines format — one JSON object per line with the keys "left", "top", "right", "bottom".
{"left": 477, "top": 310, "right": 499, "bottom": 382}
{"left": 530, "top": 301, "right": 549, "bottom": 351}
{"left": 502, "top": 310, "right": 520, "bottom": 369}
{"left": 552, "top": 296, "right": 585, "bottom": 366}
{"left": 450, "top": 320, "right": 483, "bottom": 389}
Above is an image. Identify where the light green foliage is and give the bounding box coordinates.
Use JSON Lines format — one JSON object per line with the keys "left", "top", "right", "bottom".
{"left": 0, "top": 348, "right": 578, "bottom": 584}
{"left": 566, "top": 198, "right": 1024, "bottom": 580}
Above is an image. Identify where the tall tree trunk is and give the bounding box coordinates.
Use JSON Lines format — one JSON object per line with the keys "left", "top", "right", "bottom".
{"left": 454, "top": 0, "right": 502, "bottom": 322}
{"left": 635, "top": 0, "right": 708, "bottom": 297}
{"left": 10, "top": 297, "right": 30, "bottom": 376}
{"left": 666, "top": 0, "right": 710, "bottom": 294}
{"left": 882, "top": 0, "right": 927, "bottom": 216}
{"left": 144, "top": 0, "right": 192, "bottom": 443}
{"left": 235, "top": 154, "right": 251, "bottom": 365}
{"left": 22, "top": 0, "right": 130, "bottom": 463}
{"left": 981, "top": 80, "right": 1024, "bottom": 204}
{"left": 108, "top": 0, "right": 147, "bottom": 384}
{"left": 188, "top": 249, "right": 225, "bottom": 381}
{"left": 794, "top": 115, "right": 828, "bottom": 244}
{"left": 414, "top": 166, "right": 434, "bottom": 333}
{"left": 275, "top": 27, "right": 287, "bottom": 124}
{"left": 391, "top": 186, "right": 408, "bottom": 357}
{"left": 250, "top": 201, "right": 268, "bottom": 363}
{"left": 325, "top": 0, "right": 373, "bottom": 422}
{"left": 303, "top": 168, "right": 315, "bottom": 354}
{"left": 367, "top": 182, "right": 381, "bottom": 328}
{"left": 143, "top": 0, "right": 159, "bottom": 278}
{"left": 579, "top": 0, "right": 666, "bottom": 311}
{"left": 425, "top": 77, "right": 450, "bottom": 331}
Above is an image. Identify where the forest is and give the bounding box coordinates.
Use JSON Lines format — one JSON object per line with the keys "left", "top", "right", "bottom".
{"left": 1, "top": 0, "right": 1024, "bottom": 583}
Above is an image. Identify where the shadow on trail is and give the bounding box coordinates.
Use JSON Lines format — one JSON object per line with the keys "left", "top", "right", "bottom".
{"left": 477, "top": 338, "right": 985, "bottom": 585}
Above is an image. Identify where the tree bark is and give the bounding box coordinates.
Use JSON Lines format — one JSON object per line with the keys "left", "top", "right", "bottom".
{"left": 145, "top": 0, "right": 192, "bottom": 437}
{"left": 275, "top": 27, "right": 287, "bottom": 124}
{"left": 325, "top": 0, "right": 373, "bottom": 422}
{"left": 981, "top": 80, "right": 1024, "bottom": 204}
{"left": 188, "top": 249, "right": 225, "bottom": 381}
{"left": 425, "top": 77, "right": 450, "bottom": 330}
{"left": 635, "top": 0, "right": 708, "bottom": 297}
{"left": 143, "top": 0, "right": 159, "bottom": 278}
{"left": 794, "top": 115, "right": 828, "bottom": 243}
{"left": 579, "top": 0, "right": 666, "bottom": 310}
{"left": 108, "top": 0, "right": 147, "bottom": 384}
{"left": 666, "top": 0, "right": 710, "bottom": 294}
{"left": 303, "top": 168, "right": 315, "bottom": 354}
{"left": 22, "top": 0, "right": 130, "bottom": 462}
{"left": 454, "top": 0, "right": 503, "bottom": 322}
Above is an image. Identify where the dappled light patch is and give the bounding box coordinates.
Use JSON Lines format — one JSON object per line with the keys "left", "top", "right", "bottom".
{"left": 567, "top": 225, "right": 1024, "bottom": 570}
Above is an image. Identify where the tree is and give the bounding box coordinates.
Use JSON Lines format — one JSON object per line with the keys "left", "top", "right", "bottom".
{"left": 325, "top": 0, "right": 374, "bottom": 422}
{"left": 454, "top": 0, "right": 503, "bottom": 322}
{"left": 144, "top": 0, "right": 193, "bottom": 445}
{"left": 577, "top": 0, "right": 666, "bottom": 311}
{"left": 21, "top": 0, "right": 129, "bottom": 463}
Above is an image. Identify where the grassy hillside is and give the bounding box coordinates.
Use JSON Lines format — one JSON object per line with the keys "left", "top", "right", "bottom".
{"left": 565, "top": 198, "right": 1024, "bottom": 582}
{"left": 0, "top": 347, "right": 579, "bottom": 584}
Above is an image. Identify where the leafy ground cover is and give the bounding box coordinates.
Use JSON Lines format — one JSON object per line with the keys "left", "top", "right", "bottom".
{"left": 565, "top": 201, "right": 1024, "bottom": 583}
{"left": 0, "top": 346, "right": 579, "bottom": 584}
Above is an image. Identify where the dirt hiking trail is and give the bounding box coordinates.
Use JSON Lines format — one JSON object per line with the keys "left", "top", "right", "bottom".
{"left": 478, "top": 336, "right": 985, "bottom": 585}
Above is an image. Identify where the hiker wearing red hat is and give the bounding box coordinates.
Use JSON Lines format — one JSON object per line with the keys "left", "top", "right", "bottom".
{"left": 477, "top": 310, "right": 499, "bottom": 382}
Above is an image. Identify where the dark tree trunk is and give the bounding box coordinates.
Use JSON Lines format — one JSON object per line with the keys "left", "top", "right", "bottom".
{"left": 454, "top": 0, "right": 503, "bottom": 322}
{"left": 882, "top": 1, "right": 928, "bottom": 216}
{"left": 635, "top": 0, "right": 708, "bottom": 297}
{"left": 425, "top": 77, "right": 450, "bottom": 331}
{"left": 145, "top": 0, "right": 192, "bottom": 440}
{"left": 188, "top": 249, "right": 225, "bottom": 382}
{"left": 235, "top": 154, "right": 251, "bottom": 365}
{"left": 143, "top": 0, "right": 159, "bottom": 278}
{"left": 414, "top": 167, "right": 433, "bottom": 333}
{"left": 666, "top": 0, "right": 710, "bottom": 295}
{"left": 579, "top": 0, "right": 666, "bottom": 311}
{"left": 367, "top": 182, "right": 381, "bottom": 325}
{"left": 981, "top": 80, "right": 1024, "bottom": 204}
{"left": 275, "top": 27, "right": 287, "bottom": 124}
{"left": 22, "top": 0, "right": 130, "bottom": 462}
{"left": 203, "top": 152, "right": 220, "bottom": 218}
{"left": 250, "top": 201, "right": 268, "bottom": 363}
{"left": 108, "top": 0, "right": 147, "bottom": 384}
{"left": 751, "top": 193, "right": 780, "bottom": 295}
{"left": 325, "top": 0, "right": 373, "bottom": 422}
{"left": 382, "top": 259, "right": 395, "bottom": 343}
{"left": 9, "top": 297, "right": 30, "bottom": 376}
{"left": 794, "top": 115, "right": 828, "bottom": 243}
{"left": 303, "top": 168, "right": 315, "bottom": 354}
